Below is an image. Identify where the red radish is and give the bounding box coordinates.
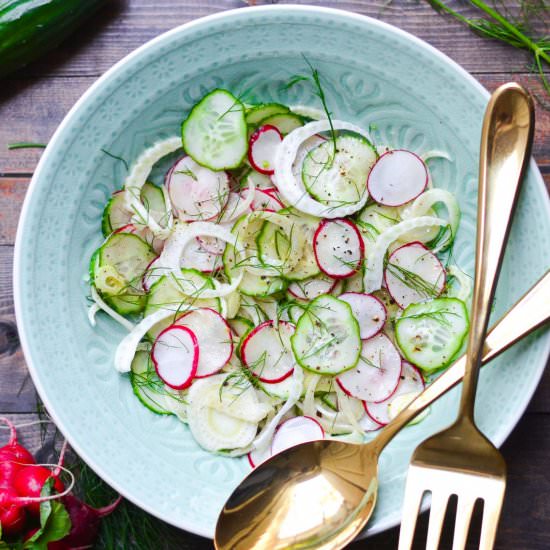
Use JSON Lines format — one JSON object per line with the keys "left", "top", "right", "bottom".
{"left": 175, "top": 308, "right": 233, "bottom": 378}
{"left": 271, "top": 416, "right": 325, "bottom": 456}
{"left": 0, "top": 417, "right": 35, "bottom": 487}
{"left": 241, "top": 321, "right": 295, "bottom": 383}
{"left": 141, "top": 256, "right": 165, "bottom": 292}
{"left": 338, "top": 292, "right": 387, "bottom": 340}
{"left": 367, "top": 149, "right": 428, "bottom": 206}
{"left": 13, "top": 465, "right": 65, "bottom": 516}
{"left": 366, "top": 361, "right": 425, "bottom": 425}
{"left": 313, "top": 218, "right": 364, "bottom": 279}
{"left": 288, "top": 275, "right": 336, "bottom": 301}
{"left": 0, "top": 487, "right": 26, "bottom": 536}
{"left": 384, "top": 241, "right": 445, "bottom": 309}
{"left": 337, "top": 334, "right": 402, "bottom": 403}
{"left": 151, "top": 325, "right": 199, "bottom": 389}
{"left": 250, "top": 188, "right": 284, "bottom": 212}
{"left": 168, "top": 156, "right": 230, "bottom": 221}
{"left": 248, "top": 125, "right": 283, "bottom": 175}
{"left": 48, "top": 494, "right": 122, "bottom": 549}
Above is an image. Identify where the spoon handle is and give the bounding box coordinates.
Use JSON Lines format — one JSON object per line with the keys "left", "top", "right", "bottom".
{"left": 459, "top": 83, "right": 534, "bottom": 420}
{"left": 374, "top": 269, "right": 550, "bottom": 453}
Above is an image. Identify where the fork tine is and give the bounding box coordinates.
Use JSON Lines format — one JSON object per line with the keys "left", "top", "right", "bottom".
{"left": 425, "top": 490, "right": 450, "bottom": 550}
{"left": 478, "top": 484, "right": 506, "bottom": 550}
{"left": 451, "top": 494, "right": 477, "bottom": 550}
{"left": 397, "top": 470, "right": 425, "bottom": 550}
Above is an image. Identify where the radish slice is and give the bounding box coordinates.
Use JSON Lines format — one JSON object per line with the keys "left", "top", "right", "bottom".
{"left": 337, "top": 334, "right": 402, "bottom": 402}
{"left": 175, "top": 308, "right": 233, "bottom": 378}
{"left": 248, "top": 444, "right": 272, "bottom": 468}
{"left": 384, "top": 241, "right": 445, "bottom": 308}
{"left": 313, "top": 219, "right": 364, "bottom": 279}
{"left": 359, "top": 411, "right": 383, "bottom": 432}
{"left": 367, "top": 149, "right": 428, "bottom": 206}
{"left": 250, "top": 188, "right": 284, "bottom": 212}
{"left": 271, "top": 416, "right": 324, "bottom": 456}
{"left": 151, "top": 325, "right": 199, "bottom": 389}
{"left": 142, "top": 257, "right": 167, "bottom": 292}
{"left": 338, "top": 292, "right": 387, "bottom": 339}
{"left": 168, "top": 156, "right": 229, "bottom": 221}
{"left": 248, "top": 125, "right": 283, "bottom": 175}
{"left": 241, "top": 320, "right": 295, "bottom": 383}
{"left": 180, "top": 235, "right": 223, "bottom": 273}
{"left": 287, "top": 275, "right": 336, "bottom": 301}
{"left": 366, "top": 361, "right": 425, "bottom": 425}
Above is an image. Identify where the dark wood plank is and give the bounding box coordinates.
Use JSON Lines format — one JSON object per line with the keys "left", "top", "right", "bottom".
{"left": 1, "top": 74, "right": 549, "bottom": 177}
{"left": 5, "top": 0, "right": 548, "bottom": 78}
{"left": 0, "top": 178, "right": 27, "bottom": 245}
{"left": 0, "top": 246, "right": 38, "bottom": 412}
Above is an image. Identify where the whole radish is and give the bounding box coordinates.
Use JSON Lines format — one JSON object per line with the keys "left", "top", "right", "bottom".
{"left": 13, "top": 466, "right": 65, "bottom": 517}
{"left": 48, "top": 494, "right": 122, "bottom": 549}
{"left": 0, "top": 417, "right": 35, "bottom": 487}
{"left": 0, "top": 486, "right": 27, "bottom": 537}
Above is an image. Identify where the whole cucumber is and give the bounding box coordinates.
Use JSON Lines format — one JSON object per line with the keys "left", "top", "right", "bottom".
{"left": 0, "top": 0, "right": 107, "bottom": 77}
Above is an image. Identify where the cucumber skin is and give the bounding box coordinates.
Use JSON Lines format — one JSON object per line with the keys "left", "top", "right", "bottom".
{"left": 0, "top": 0, "right": 106, "bottom": 77}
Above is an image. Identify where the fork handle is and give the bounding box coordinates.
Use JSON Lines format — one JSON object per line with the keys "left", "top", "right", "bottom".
{"left": 460, "top": 83, "right": 534, "bottom": 420}
{"left": 374, "top": 270, "right": 550, "bottom": 453}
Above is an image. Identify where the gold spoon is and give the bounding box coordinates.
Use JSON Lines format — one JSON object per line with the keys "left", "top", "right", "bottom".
{"left": 215, "top": 84, "right": 540, "bottom": 550}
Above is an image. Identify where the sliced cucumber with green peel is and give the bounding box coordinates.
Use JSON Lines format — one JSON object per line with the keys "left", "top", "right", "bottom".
{"left": 259, "top": 113, "right": 304, "bottom": 135}
{"left": 182, "top": 89, "right": 247, "bottom": 170}
{"left": 291, "top": 294, "right": 361, "bottom": 375}
{"left": 395, "top": 297, "right": 469, "bottom": 372}
{"left": 302, "top": 134, "right": 376, "bottom": 206}
{"left": 355, "top": 203, "right": 399, "bottom": 243}
{"left": 257, "top": 221, "right": 292, "bottom": 268}
{"left": 246, "top": 103, "right": 289, "bottom": 126}
{"left": 130, "top": 350, "right": 173, "bottom": 415}
{"left": 239, "top": 270, "right": 286, "bottom": 298}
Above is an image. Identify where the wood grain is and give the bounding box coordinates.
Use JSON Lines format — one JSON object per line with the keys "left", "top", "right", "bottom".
{"left": 1, "top": 74, "right": 549, "bottom": 177}
{"left": 4, "top": 0, "right": 547, "bottom": 78}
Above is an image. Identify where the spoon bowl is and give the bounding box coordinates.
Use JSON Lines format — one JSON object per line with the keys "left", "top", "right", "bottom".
{"left": 215, "top": 440, "right": 378, "bottom": 549}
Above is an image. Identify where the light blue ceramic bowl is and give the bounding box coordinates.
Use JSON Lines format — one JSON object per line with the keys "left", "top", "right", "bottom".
{"left": 14, "top": 5, "right": 550, "bottom": 539}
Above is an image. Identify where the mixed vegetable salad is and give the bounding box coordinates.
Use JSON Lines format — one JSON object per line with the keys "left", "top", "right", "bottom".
{"left": 88, "top": 82, "right": 471, "bottom": 465}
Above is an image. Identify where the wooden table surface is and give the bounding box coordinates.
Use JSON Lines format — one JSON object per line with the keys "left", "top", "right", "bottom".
{"left": 1, "top": 1, "right": 549, "bottom": 548}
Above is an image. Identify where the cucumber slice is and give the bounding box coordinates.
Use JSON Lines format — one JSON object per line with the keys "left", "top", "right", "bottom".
{"left": 229, "top": 316, "right": 254, "bottom": 357}
{"left": 257, "top": 221, "right": 292, "bottom": 267}
{"left": 141, "top": 181, "right": 166, "bottom": 213}
{"left": 302, "top": 134, "right": 376, "bottom": 206}
{"left": 246, "top": 103, "right": 289, "bottom": 126}
{"left": 259, "top": 113, "right": 304, "bottom": 135}
{"left": 130, "top": 350, "right": 172, "bottom": 415}
{"left": 395, "top": 297, "right": 469, "bottom": 372}
{"left": 356, "top": 203, "right": 399, "bottom": 243}
{"left": 291, "top": 294, "right": 361, "bottom": 375}
{"left": 182, "top": 89, "right": 247, "bottom": 170}
{"left": 239, "top": 270, "right": 286, "bottom": 297}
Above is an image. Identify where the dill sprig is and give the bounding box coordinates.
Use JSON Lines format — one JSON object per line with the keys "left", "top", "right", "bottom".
{"left": 7, "top": 142, "right": 47, "bottom": 150}
{"left": 426, "top": 0, "right": 550, "bottom": 96}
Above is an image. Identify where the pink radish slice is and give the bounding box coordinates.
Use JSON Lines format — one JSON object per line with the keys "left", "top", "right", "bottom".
{"left": 175, "top": 308, "right": 233, "bottom": 378}
{"left": 359, "top": 410, "right": 383, "bottom": 432}
{"left": 241, "top": 320, "right": 295, "bottom": 383}
{"left": 217, "top": 190, "right": 253, "bottom": 223}
{"left": 250, "top": 188, "right": 284, "bottom": 212}
{"left": 180, "top": 236, "right": 223, "bottom": 273}
{"left": 248, "top": 125, "right": 283, "bottom": 175}
{"left": 247, "top": 444, "right": 273, "bottom": 469}
{"left": 151, "top": 325, "right": 198, "bottom": 389}
{"left": 313, "top": 218, "right": 364, "bottom": 279}
{"left": 168, "top": 156, "right": 230, "bottom": 221}
{"left": 338, "top": 292, "right": 387, "bottom": 340}
{"left": 271, "top": 416, "right": 325, "bottom": 456}
{"left": 367, "top": 149, "right": 428, "bottom": 206}
{"left": 196, "top": 235, "right": 225, "bottom": 256}
{"left": 365, "top": 362, "right": 425, "bottom": 425}
{"left": 337, "top": 334, "right": 402, "bottom": 403}
{"left": 384, "top": 241, "right": 445, "bottom": 309}
{"left": 287, "top": 275, "right": 336, "bottom": 301}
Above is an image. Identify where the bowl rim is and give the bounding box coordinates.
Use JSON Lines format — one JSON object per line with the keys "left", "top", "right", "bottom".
{"left": 13, "top": 3, "right": 550, "bottom": 540}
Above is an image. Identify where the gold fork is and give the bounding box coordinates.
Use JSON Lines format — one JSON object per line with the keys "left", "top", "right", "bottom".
{"left": 398, "top": 82, "right": 534, "bottom": 550}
